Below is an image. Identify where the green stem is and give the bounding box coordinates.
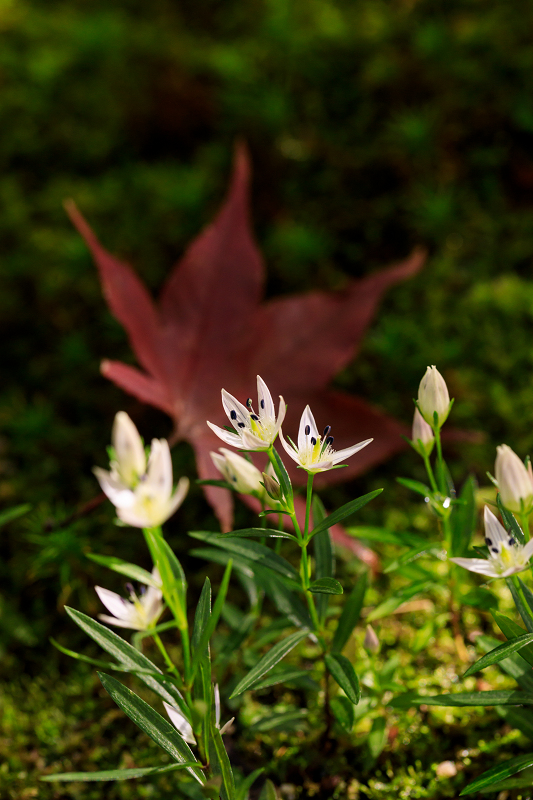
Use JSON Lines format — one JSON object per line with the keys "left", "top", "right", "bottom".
{"left": 422, "top": 451, "right": 438, "bottom": 494}
{"left": 433, "top": 424, "right": 446, "bottom": 495}
{"left": 152, "top": 631, "right": 182, "bottom": 684}
{"left": 521, "top": 511, "right": 531, "bottom": 543}
{"left": 304, "top": 473, "right": 314, "bottom": 540}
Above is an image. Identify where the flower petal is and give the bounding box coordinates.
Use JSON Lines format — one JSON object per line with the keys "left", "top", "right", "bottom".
{"left": 112, "top": 411, "right": 146, "bottom": 485}
{"left": 272, "top": 395, "right": 287, "bottom": 435}
{"left": 484, "top": 505, "right": 508, "bottom": 547}
{"left": 93, "top": 468, "right": 136, "bottom": 508}
{"left": 166, "top": 476, "right": 190, "bottom": 519}
{"left": 221, "top": 389, "right": 250, "bottom": 428}
{"left": 298, "top": 405, "right": 318, "bottom": 451}
{"left": 449, "top": 557, "right": 500, "bottom": 577}
{"left": 163, "top": 702, "right": 196, "bottom": 744}
{"left": 145, "top": 439, "right": 173, "bottom": 500}
{"left": 522, "top": 538, "right": 533, "bottom": 562}
{"left": 279, "top": 427, "right": 300, "bottom": 463}
{"left": 240, "top": 429, "right": 269, "bottom": 450}
{"left": 331, "top": 438, "right": 373, "bottom": 465}
{"left": 257, "top": 375, "right": 275, "bottom": 420}
{"left": 98, "top": 614, "right": 140, "bottom": 629}
{"left": 95, "top": 587, "right": 134, "bottom": 620}
{"left": 206, "top": 421, "right": 243, "bottom": 449}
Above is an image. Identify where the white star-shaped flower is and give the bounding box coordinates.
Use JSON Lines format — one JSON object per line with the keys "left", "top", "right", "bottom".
{"left": 279, "top": 404, "right": 372, "bottom": 474}
{"left": 450, "top": 506, "right": 533, "bottom": 578}
{"left": 95, "top": 568, "right": 164, "bottom": 631}
{"left": 207, "top": 376, "right": 285, "bottom": 452}
{"left": 163, "top": 685, "right": 233, "bottom": 745}
{"left": 210, "top": 448, "right": 264, "bottom": 496}
{"left": 94, "top": 413, "right": 189, "bottom": 528}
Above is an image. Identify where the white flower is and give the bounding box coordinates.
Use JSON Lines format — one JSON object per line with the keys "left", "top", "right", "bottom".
{"left": 210, "top": 448, "right": 264, "bottom": 496}
{"left": 279, "top": 405, "right": 372, "bottom": 474}
{"left": 450, "top": 506, "right": 533, "bottom": 578}
{"left": 94, "top": 414, "right": 189, "bottom": 528}
{"left": 417, "top": 366, "right": 451, "bottom": 428}
{"left": 411, "top": 408, "right": 435, "bottom": 457}
{"left": 495, "top": 444, "right": 533, "bottom": 514}
{"left": 207, "top": 376, "right": 285, "bottom": 451}
{"left": 95, "top": 568, "right": 164, "bottom": 631}
{"left": 163, "top": 685, "right": 233, "bottom": 745}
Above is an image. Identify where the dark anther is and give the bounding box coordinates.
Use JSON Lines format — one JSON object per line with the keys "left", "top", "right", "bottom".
{"left": 260, "top": 399, "right": 265, "bottom": 409}
{"left": 238, "top": 422, "right": 246, "bottom": 428}
{"left": 491, "top": 547, "right": 499, "bottom": 554}
{"left": 246, "top": 398, "right": 253, "bottom": 408}
{"left": 126, "top": 582, "right": 135, "bottom": 595}
{"left": 311, "top": 437, "right": 317, "bottom": 445}
{"left": 251, "top": 414, "right": 259, "bottom": 421}
{"left": 485, "top": 537, "right": 492, "bottom": 546}
{"left": 230, "top": 410, "right": 237, "bottom": 420}
{"left": 232, "top": 475, "right": 238, "bottom": 482}
{"left": 323, "top": 425, "right": 331, "bottom": 437}
{"left": 305, "top": 425, "right": 310, "bottom": 436}
{"left": 326, "top": 436, "right": 334, "bottom": 445}
{"left": 509, "top": 537, "right": 516, "bottom": 546}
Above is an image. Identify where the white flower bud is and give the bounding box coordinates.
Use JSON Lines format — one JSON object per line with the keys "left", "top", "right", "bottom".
{"left": 210, "top": 448, "right": 263, "bottom": 496}
{"left": 417, "top": 366, "right": 451, "bottom": 428}
{"left": 495, "top": 444, "right": 533, "bottom": 514}
{"left": 363, "top": 624, "right": 380, "bottom": 654}
{"left": 411, "top": 408, "right": 435, "bottom": 457}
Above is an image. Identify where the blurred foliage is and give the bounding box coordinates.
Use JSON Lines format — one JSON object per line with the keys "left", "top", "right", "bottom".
{"left": 3, "top": 0, "right": 533, "bottom": 793}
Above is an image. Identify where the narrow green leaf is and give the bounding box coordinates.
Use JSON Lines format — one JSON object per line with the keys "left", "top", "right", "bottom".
{"left": 41, "top": 763, "right": 198, "bottom": 782}
{"left": 308, "top": 490, "right": 383, "bottom": 541}
{"left": 230, "top": 629, "right": 310, "bottom": 698}
{"left": 210, "top": 723, "right": 235, "bottom": 800}
{"left": 496, "top": 705, "right": 533, "bottom": 741}
{"left": 384, "top": 544, "right": 439, "bottom": 574}
{"left": 235, "top": 767, "right": 264, "bottom": 800}
{"left": 366, "top": 581, "right": 429, "bottom": 622}
{"left": 493, "top": 611, "right": 533, "bottom": 665}
{"left": 464, "top": 633, "right": 533, "bottom": 677}
{"left": 460, "top": 753, "right": 533, "bottom": 795}
{"left": 477, "top": 634, "right": 533, "bottom": 693}
{"left": 191, "top": 561, "right": 232, "bottom": 679}
{"left": 450, "top": 475, "right": 477, "bottom": 557}
{"left": 368, "top": 716, "right": 387, "bottom": 760}
{"left": 519, "top": 577, "right": 533, "bottom": 615}
{"left": 65, "top": 608, "right": 185, "bottom": 708}
{"left": 396, "top": 478, "right": 431, "bottom": 497}
{"left": 331, "top": 695, "right": 355, "bottom": 732}
{"left": 215, "top": 528, "right": 297, "bottom": 541}
{"left": 309, "top": 578, "right": 343, "bottom": 595}
{"left": 254, "top": 569, "right": 312, "bottom": 629}
{"left": 312, "top": 494, "right": 334, "bottom": 621}
{"left": 252, "top": 667, "right": 318, "bottom": 691}
{"left": 192, "top": 578, "right": 211, "bottom": 657}
{"left": 497, "top": 494, "right": 525, "bottom": 545}
{"left": 98, "top": 673, "right": 203, "bottom": 783}
{"left": 270, "top": 447, "right": 292, "bottom": 501}
{"left": 259, "top": 779, "right": 279, "bottom": 800}
{"left": 331, "top": 571, "right": 367, "bottom": 653}
{"left": 389, "top": 690, "right": 533, "bottom": 708}
{"left": 325, "top": 653, "right": 360, "bottom": 704}
{"left": 85, "top": 553, "right": 158, "bottom": 587}
{"left": 144, "top": 528, "right": 187, "bottom": 626}
{"left": 189, "top": 532, "right": 299, "bottom": 584}
{"left": 0, "top": 503, "right": 31, "bottom": 528}
{"left": 250, "top": 710, "right": 307, "bottom": 733}
{"left": 506, "top": 578, "right": 533, "bottom": 633}
{"left": 347, "top": 526, "right": 429, "bottom": 548}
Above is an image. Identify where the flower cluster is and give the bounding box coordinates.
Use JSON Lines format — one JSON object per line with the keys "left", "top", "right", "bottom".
{"left": 207, "top": 376, "right": 373, "bottom": 474}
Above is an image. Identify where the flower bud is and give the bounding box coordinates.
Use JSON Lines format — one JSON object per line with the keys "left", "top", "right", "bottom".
{"left": 210, "top": 449, "right": 263, "bottom": 496}
{"left": 411, "top": 408, "right": 435, "bottom": 457}
{"left": 495, "top": 444, "right": 533, "bottom": 514}
{"left": 262, "top": 472, "right": 282, "bottom": 501}
{"left": 363, "top": 624, "right": 380, "bottom": 654}
{"left": 417, "top": 366, "right": 451, "bottom": 428}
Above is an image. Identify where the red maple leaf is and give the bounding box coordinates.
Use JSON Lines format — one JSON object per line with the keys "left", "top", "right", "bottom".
{"left": 66, "top": 145, "right": 424, "bottom": 562}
